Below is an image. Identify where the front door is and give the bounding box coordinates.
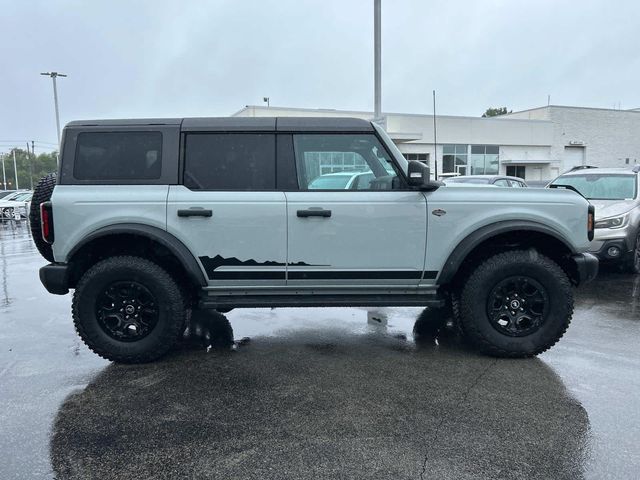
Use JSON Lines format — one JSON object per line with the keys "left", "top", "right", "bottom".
{"left": 166, "top": 132, "right": 287, "bottom": 287}
{"left": 285, "top": 133, "right": 427, "bottom": 286}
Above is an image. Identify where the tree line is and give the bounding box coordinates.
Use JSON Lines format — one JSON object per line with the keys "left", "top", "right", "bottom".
{"left": 0, "top": 148, "right": 58, "bottom": 190}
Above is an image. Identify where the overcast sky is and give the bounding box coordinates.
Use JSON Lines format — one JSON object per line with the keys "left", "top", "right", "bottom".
{"left": 1, "top": 0, "right": 639, "bottom": 153}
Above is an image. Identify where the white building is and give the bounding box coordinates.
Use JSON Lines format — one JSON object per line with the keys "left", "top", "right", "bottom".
{"left": 233, "top": 105, "right": 640, "bottom": 182}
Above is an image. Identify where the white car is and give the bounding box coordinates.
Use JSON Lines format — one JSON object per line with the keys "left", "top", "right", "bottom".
{"left": 308, "top": 171, "right": 376, "bottom": 190}
{"left": 0, "top": 191, "right": 33, "bottom": 219}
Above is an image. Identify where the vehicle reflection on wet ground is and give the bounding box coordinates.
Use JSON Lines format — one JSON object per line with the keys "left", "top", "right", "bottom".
{"left": 1, "top": 221, "right": 639, "bottom": 479}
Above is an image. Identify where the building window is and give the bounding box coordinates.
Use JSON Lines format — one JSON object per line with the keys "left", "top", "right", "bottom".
{"left": 404, "top": 153, "right": 429, "bottom": 164}
{"left": 443, "top": 145, "right": 468, "bottom": 174}
{"left": 506, "top": 165, "right": 526, "bottom": 179}
{"left": 469, "top": 145, "right": 499, "bottom": 175}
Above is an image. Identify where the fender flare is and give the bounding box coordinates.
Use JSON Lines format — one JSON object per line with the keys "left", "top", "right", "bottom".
{"left": 67, "top": 223, "right": 207, "bottom": 287}
{"left": 437, "top": 220, "right": 577, "bottom": 285}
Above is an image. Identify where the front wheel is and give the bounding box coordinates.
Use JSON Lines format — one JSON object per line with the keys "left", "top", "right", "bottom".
{"left": 459, "top": 250, "right": 573, "bottom": 358}
{"left": 73, "top": 256, "right": 186, "bottom": 363}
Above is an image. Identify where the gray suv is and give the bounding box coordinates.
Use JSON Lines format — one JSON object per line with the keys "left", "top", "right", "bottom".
{"left": 30, "top": 117, "right": 598, "bottom": 363}
{"left": 550, "top": 166, "right": 640, "bottom": 272}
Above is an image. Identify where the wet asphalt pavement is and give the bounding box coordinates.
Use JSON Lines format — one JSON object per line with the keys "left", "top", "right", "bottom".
{"left": 1, "top": 221, "right": 639, "bottom": 479}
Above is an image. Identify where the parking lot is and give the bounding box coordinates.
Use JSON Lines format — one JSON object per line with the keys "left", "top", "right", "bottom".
{"left": 1, "top": 220, "right": 639, "bottom": 480}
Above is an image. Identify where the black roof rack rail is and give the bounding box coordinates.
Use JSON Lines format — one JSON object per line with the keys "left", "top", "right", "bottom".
{"left": 567, "top": 165, "right": 598, "bottom": 172}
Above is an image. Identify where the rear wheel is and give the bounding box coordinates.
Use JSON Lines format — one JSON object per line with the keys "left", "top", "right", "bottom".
{"left": 73, "top": 256, "right": 185, "bottom": 363}
{"left": 459, "top": 250, "right": 573, "bottom": 357}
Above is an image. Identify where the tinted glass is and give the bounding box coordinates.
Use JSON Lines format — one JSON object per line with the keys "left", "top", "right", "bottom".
{"left": 551, "top": 174, "right": 636, "bottom": 200}
{"left": 74, "top": 132, "right": 162, "bottom": 180}
{"left": 493, "top": 179, "right": 510, "bottom": 187}
{"left": 448, "top": 177, "right": 491, "bottom": 184}
{"left": 184, "top": 134, "right": 276, "bottom": 190}
{"left": 293, "top": 134, "right": 400, "bottom": 190}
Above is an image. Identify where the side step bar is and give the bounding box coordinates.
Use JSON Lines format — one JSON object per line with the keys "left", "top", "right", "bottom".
{"left": 199, "top": 293, "right": 446, "bottom": 309}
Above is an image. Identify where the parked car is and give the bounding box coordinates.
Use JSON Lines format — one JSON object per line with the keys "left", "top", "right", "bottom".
{"left": 0, "top": 191, "right": 32, "bottom": 219}
{"left": 549, "top": 166, "right": 640, "bottom": 272}
{"left": 0, "top": 190, "right": 17, "bottom": 200}
{"left": 31, "top": 116, "right": 597, "bottom": 363}
{"left": 444, "top": 175, "right": 528, "bottom": 188}
{"left": 309, "top": 171, "right": 376, "bottom": 190}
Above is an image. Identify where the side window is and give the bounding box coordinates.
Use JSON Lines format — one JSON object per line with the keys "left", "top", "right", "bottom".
{"left": 183, "top": 133, "right": 276, "bottom": 190}
{"left": 74, "top": 132, "right": 162, "bottom": 180}
{"left": 493, "top": 179, "right": 510, "bottom": 187}
{"left": 509, "top": 180, "right": 524, "bottom": 188}
{"left": 293, "top": 134, "right": 401, "bottom": 190}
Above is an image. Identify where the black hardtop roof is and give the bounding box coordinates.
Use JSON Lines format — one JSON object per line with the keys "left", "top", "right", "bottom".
{"left": 66, "top": 117, "right": 374, "bottom": 132}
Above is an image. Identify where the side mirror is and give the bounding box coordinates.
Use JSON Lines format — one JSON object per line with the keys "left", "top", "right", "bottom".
{"left": 407, "top": 160, "right": 440, "bottom": 191}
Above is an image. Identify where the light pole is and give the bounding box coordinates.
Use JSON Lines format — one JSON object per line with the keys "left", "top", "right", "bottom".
{"left": 1, "top": 153, "right": 6, "bottom": 190}
{"left": 40, "top": 71, "right": 67, "bottom": 148}
{"left": 12, "top": 150, "right": 19, "bottom": 190}
{"left": 374, "top": 0, "right": 381, "bottom": 120}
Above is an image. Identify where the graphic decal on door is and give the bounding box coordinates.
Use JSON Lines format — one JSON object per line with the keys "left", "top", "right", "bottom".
{"left": 199, "top": 255, "right": 312, "bottom": 280}
{"left": 199, "top": 255, "right": 437, "bottom": 282}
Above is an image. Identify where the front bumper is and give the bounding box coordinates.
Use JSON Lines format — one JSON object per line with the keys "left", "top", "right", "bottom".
{"left": 572, "top": 253, "right": 599, "bottom": 284}
{"left": 589, "top": 238, "right": 630, "bottom": 263}
{"left": 40, "top": 264, "right": 70, "bottom": 295}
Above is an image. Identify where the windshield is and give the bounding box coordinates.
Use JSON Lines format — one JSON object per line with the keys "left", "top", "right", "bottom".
{"left": 372, "top": 122, "right": 409, "bottom": 173}
{"left": 12, "top": 193, "right": 32, "bottom": 201}
{"left": 308, "top": 175, "right": 352, "bottom": 189}
{"left": 551, "top": 174, "right": 637, "bottom": 200}
{"left": 446, "top": 177, "right": 491, "bottom": 184}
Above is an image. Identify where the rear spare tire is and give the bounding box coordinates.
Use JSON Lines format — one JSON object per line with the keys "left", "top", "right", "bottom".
{"left": 73, "top": 256, "right": 185, "bottom": 363}
{"left": 459, "top": 250, "right": 573, "bottom": 358}
{"left": 29, "top": 172, "right": 57, "bottom": 262}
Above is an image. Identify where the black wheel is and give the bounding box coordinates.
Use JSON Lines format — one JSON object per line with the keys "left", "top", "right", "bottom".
{"left": 29, "top": 172, "right": 57, "bottom": 262}
{"left": 459, "top": 250, "right": 573, "bottom": 358}
{"left": 413, "top": 305, "right": 450, "bottom": 341}
{"left": 73, "top": 256, "right": 185, "bottom": 363}
{"left": 2, "top": 207, "right": 14, "bottom": 219}
{"left": 625, "top": 232, "right": 640, "bottom": 274}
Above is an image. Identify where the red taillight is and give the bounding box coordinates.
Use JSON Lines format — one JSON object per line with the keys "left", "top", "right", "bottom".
{"left": 40, "top": 202, "right": 54, "bottom": 244}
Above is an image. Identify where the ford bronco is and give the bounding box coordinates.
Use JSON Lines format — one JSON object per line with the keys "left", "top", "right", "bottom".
{"left": 31, "top": 117, "right": 598, "bottom": 363}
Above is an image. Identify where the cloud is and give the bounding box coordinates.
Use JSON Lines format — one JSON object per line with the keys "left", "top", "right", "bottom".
{"left": 0, "top": 0, "right": 638, "bottom": 151}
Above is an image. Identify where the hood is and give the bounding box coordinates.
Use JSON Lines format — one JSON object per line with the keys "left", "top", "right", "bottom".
{"left": 589, "top": 199, "right": 635, "bottom": 219}
{"left": 0, "top": 199, "right": 28, "bottom": 207}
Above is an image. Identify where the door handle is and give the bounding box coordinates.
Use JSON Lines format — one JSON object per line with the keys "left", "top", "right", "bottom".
{"left": 177, "top": 208, "right": 213, "bottom": 218}
{"left": 297, "top": 209, "right": 332, "bottom": 218}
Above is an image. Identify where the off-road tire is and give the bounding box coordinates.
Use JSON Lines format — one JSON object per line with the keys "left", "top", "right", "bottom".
{"left": 459, "top": 250, "right": 573, "bottom": 358}
{"left": 29, "top": 172, "right": 57, "bottom": 262}
{"left": 73, "top": 256, "right": 185, "bottom": 363}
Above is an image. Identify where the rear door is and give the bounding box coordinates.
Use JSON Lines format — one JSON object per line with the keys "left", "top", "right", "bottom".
{"left": 166, "top": 122, "right": 287, "bottom": 287}
{"left": 284, "top": 132, "right": 428, "bottom": 286}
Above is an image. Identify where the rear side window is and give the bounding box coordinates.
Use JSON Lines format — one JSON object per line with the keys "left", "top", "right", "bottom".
{"left": 74, "top": 132, "right": 162, "bottom": 180}
{"left": 183, "top": 133, "right": 276, "bottom": 190}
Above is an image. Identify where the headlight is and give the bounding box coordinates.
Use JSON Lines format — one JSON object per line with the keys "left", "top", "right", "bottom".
{"left": 595, "top": 214, "right": 628, "bottom": 229}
